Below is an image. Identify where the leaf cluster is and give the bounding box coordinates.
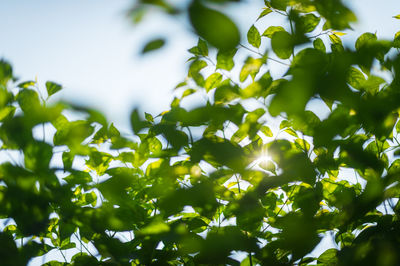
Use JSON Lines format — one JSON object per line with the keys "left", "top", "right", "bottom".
{"left": 1, "top": 1, "right": 400, "bottom": 265}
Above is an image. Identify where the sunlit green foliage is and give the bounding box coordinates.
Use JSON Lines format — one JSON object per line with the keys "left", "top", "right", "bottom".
{"left": 1, "top": 1, "right": 400, "bottom": 265}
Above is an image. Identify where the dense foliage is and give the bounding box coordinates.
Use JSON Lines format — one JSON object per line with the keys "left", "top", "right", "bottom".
{"left": 2, "top": 0, "right": 400, "bottom": 265}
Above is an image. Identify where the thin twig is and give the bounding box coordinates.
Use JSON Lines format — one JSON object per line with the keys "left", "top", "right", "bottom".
{"left": 239, "top": 44, "right": 290, "bottom": 66}
{"left": 262, "top": 185, "right": 296, "bottom": 233}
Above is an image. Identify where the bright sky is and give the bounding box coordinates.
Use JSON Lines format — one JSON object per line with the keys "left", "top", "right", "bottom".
{"left": 1, "top": 0, "right": 399, "bottom": 129}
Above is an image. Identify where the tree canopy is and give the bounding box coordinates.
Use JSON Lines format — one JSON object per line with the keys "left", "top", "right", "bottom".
{"left": 1, "top": 0, "right": 400, "bottom": 265}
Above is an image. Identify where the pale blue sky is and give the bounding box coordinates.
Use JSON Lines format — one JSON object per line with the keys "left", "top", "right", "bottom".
{"left": 0, "top": 0, "right": 399, "bottom": 129}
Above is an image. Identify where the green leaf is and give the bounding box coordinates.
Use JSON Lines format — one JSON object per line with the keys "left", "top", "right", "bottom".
{"left": 270, "top": 0, "right": 288, "bottom": 11}
{"left": 130, "top": 109, "right": 150, "bottom": 134}
{"left": 257, "top": 8, "right": 272, "bottom": 21}
{"left": 259, "top": 160, "right": 276, "bottom": 173}
{"left": 393, "top": 31, "right": 400, "bottom": 48}
{"left": 363, "top": 75, "right": 385, "bottom": 93}
{"left": 191, "top": 137, "right": 247, "bottom": 171}
{"left": 247, "top": 25, "right": 261, "bottom": 48}
{"left": 299, "top": 14, "right": 320, "bottom": 33}
{"left": 280, "top": 120, "right": 291, "bottom": 129}
{"left": 17, "top": 89, "right": 41, "bottom": 113}
{"left": 294, "top": 138, "right": 310, "bottom": 151}
{"left": 188, "top": 38, "right": 209, "bottom": 56}
{"left": 141, "top": 38, "right": 166, "bottom": 54}
{"left": 260, "top": 125, "right": 273, "bottom": 137}
{"left": 216, "top": 48, "right": 237, "bottom": 71}
{"left": 262, "top": 26, "right": 285, "bottom": 38}
{"left": 53, "top": 120, "right": 94, "bottom": 149}
{"left": 347, "top": 67, "right": 366, "bottom": 90}
{"left": 0, "top": 106, "right": 16, "bottom": 121}
{"left": 271, "top": 31, "right": 293, "bottom": 59}
{"left": 214, "top": 84, "right": 240, "bottom": 103}
{"left": 189, "top": 60, "right": 207, "bottom": 77}
{"left": 329, "top": 34, "right": 342, "bottom": 45}
{"left": 189, "top": 1, "right": 240, "bottom": 50}
{"left": 17, "top": 81, "right": 35, "bottom": 89}
{"left": 24, "top": 141, "right": 53, "bottom": 172}
{"left": 62, "top": 151, "right": 74, "bottom": 170}
{"left": 316, "top": 1, "right": 356, "bottom": 30}
{"left": 204, "top": 73, "right": 222, "bottom": 92}
{"left": 284, "top": 128, "right": 298, "bottom": 137}
{"left": 313, "top": 38, "right": 326, "bottom": 52}
{"left": 45, "top": 81, "right": 62, "bottom": 97}
{"left": 318, "top": 248, "right": 338, "bottom": 265}
{"left": 139, "top": 219, "right": 170, "bottom": 235}
{"left": 0, "top": 60, "right": 13, "bottom": 86}
{"left": 145, "top": 112, "right": 154, "bottom": 122}
{"left": 355, "top": 32, "right": 377, "bottom": 50}
{"left": 239, "top": 57, "right": 264, "bottom": 82}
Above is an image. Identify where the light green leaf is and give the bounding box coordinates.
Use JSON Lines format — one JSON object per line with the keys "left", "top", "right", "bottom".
{"left": 257, "top": 8, "right": 272, "bottom": 21}
{"left": 284, "top": 128, "right": 298, "bottom": 137}
{"left": 262, "top": 26, "right": 285, "bottom": 38}
{"left": 247, "top": 25, "right": 261, "bottom": 48}
{"left": 0, "top": 106, "right": 15, "bottom": 121}
{"left": 205, "top": 73, "right": 222, "bottom": 92}
{"left": 260, "top": 125, "right": 273, "bottom": 137}
{"left": 280, "top": 120, "right": 291, "bottom": 129}
{"left": 216, "top": 48, "right": 237, "bottom": 71}
{"left": 239, "top": 57, "right": 264, "bottom": 82}
{"left": 295, "top": 138, "right": 310, "bottom": 151}
{"left": 188, "top": 38, "right": 209, "bottom": 56}
{"left": 189, "top": 60, "right": 207, "bottom": 77}
{"left": 259, "top": 160, "right": 276, "bottom": 173}
{"left": 329, "top": 34, "right": 342, "bottom": 45}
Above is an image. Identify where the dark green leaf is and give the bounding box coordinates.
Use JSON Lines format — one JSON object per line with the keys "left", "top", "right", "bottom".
{"left": 46, "top": 81, "right": 62, "bottom": 97}
{"left": 271, "top": 31, "right": 293, "bottom": 59}
{"left": 189, "top": 1, "right": 240, "bottom": 50}
{"left": 141, "top": 38, "right": 166, "bottom": 54}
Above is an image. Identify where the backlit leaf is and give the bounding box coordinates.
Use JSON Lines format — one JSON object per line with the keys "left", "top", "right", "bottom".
{"left": 216, "top": 48, "right": 237, "bottom": 71}
{"left": 247, "top": 25, "right": 261, "bottom": 48}
{"left": 262, "top": 26, "right": 285, "bottom": 38}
